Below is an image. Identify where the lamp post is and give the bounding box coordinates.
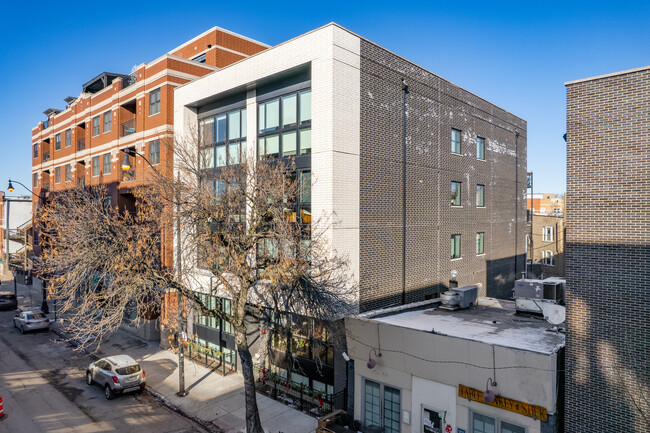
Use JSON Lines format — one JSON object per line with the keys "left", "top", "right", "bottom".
{"left": 119, "top": 148, "right": 187, "bottom": 397}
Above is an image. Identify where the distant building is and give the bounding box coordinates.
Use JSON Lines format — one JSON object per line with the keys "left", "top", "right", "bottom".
{"left": 565, "top": 66, "right": 649, "bottom": 432}
{"left": 526, "top": 193, "right": 564, "bottom": 215}
{"left": 0, "top": 193, "right": 32, "bottom": 276}
{"left": 526, "top": 212, "right": 565, "bottom": 278}
{"left": 346, "top": 298, "right": 564, "bottom": 433}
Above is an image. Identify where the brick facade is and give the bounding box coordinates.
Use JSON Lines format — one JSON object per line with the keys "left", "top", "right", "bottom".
{"left": 358, "top": 40, "right": 527, "bottom": 311}
{"left": 565, "top": 66, "right": 650, "bottom": 432}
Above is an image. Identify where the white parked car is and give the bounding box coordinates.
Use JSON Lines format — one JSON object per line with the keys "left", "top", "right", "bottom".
{"left": 86, "top": 355, "right": 146, "bottom": 399}
{"left": 13, "top": 309, "right": 51, "bottom": 333}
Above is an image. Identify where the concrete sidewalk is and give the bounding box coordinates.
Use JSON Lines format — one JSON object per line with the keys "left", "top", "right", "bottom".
{"left": 0, "top": 277, "right": 317, "bottom": 433}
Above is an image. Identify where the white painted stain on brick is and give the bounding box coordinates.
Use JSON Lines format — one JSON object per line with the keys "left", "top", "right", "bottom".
{"left": 488, "top": 138, "right": 516, "bottom": 157}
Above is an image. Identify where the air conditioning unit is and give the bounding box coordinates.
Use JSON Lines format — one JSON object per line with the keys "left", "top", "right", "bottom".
{"left": 440, "top": 285, "right": 478, "bottom": 310}
{"left": 514, "top": 278, "right": 565, "bottom": 314}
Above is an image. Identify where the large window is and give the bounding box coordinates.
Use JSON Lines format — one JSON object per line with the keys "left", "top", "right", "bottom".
{"left": 477, "top": 136, "right": 485, "bottom": 160}
{"left": 92, "top": 116, "right": 100, "bottom": 136}
{"left": 363, "top": 380, "right": 401, "bottom": 433}
{"left": 472, "top": 412, "right": 525, "bottom": 433}
{"left": 543, "top": 226, "right": 554, "bottom": 242}
{"left": 451, "top": 234, "right": 461, "bottom": 259}
{"left": 149, "top": 88, "right": 161, "bottom": 115}
{"left": 34, "top": 143, "right": 38, "bottom": 158}
{"left": 104, "top": 111, "right": 111, "bottom": 133}
{"left": 199, "top": 107, "right": 247, "bottom": 168}
{"left": 451, "top": 128, "right": 462, "bottom": 154}
{"left": 258, "top": 89, "right": 311, "bottom": 159}
{"left": 476, "top": 232, "right": 485, "bottom": 255}
{"left": 65, "top": 129, "right": 71, "bottom": 147}
{"left": 55, "top": 133, "right": 61, "bottom": 150}
{"left": 476, "top": 184, "right": 485, "bottom": 207}
{"left": 451, "top": 181, "right": 462, "bottom": 206}
{"left": 149, "top": 140, "right": 160, "bottom": 165}
{"left": 103, "top": 153, "right": 111, "bottom": 174}
{"left": 92, "top": 156, "right": 100, "bottom": 176}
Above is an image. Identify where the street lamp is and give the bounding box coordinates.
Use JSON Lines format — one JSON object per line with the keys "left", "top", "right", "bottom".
{"left": 119, "top": 148, "right": 188, "bottom": 397}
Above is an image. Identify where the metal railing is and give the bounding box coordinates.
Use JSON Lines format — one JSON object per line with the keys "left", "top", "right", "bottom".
{"left": 120, "top": 118, "right": 136, "bottom": 137}
{"left": 77, "top": 138, "right": 85, "bottom": 151}
{"left": 255, "top": 367, "right": 345, "bottom": 418}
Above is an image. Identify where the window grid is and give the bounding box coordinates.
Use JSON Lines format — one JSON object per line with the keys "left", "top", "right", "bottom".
{"left": 103, "top": 153, "right": 111, "bottom": 174}
{"left": 543, "top": 250, "right": 554, "bottom": 266}
{"left": 92, "top": 116, "right": 100, "bottom": 136}
{"left": 199, "top": 107, "right": 247, "bottom": 169}
{"left": 451, "top": 128, "right": 462, "bottom": 154}
{"left": 65, "top": 164, "right": 71, "bottom": 182}
{"left": 149, "top": 140, "right": 160, "bottom": 165}
{"left": 383, "top": 386, "right": 401, "bottom": 433}
{"left": 65, "top": 129, "right": 71, "bottom": 147}
{"left": 364, "top": 380, "right": 381, "bottom": 428}
{"left": 258, "top": 89, "right": 311, "bottom": 159}
{"left": 92, "top": 156, "right": 100, "bottom": 176}
{"left": 543, "top": 226, "right": 554, "bottom": 242}
{"left": 55, "top": 134, "right": 61, "bottom": 150}
{"left": 472, "top": 411, "right": 526, "bottom": 433}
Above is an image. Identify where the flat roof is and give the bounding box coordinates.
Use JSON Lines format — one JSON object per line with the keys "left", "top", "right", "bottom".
{"left": 372, "top": 298, "right": 565, "bottom": 355}
{"left": 565, "top": 65, "right": 650, "bottom": 86}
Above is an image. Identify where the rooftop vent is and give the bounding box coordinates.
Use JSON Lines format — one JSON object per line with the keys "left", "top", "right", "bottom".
{"left": 440, "top": 285, "right": 478, "bottom": 311}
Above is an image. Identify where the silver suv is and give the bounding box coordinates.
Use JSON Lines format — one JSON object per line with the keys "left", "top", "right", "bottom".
{"left": 86, "top": 355, "right": 146, "bottom": 399}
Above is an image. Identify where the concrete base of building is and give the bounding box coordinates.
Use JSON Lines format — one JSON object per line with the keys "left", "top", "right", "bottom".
{"left": 120, "top": 318, "right": 160, "bottom": 342}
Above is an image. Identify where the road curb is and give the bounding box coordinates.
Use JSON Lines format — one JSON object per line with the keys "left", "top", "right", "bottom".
{"left": 144, "top": 386, "right": 222, "bottom": 433}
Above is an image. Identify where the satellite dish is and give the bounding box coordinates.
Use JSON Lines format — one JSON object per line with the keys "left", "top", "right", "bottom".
{"left": 542, "top": 304, "right": 566, "bottom": 325}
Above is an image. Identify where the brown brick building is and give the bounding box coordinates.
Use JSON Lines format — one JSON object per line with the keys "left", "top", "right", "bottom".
{"left": 527, "top": 212, "right": 565, "bottom": 278}
{"left": 565, "top": 66, "right": 650, "bottom": 432}
{"left": 30, "top": 27, "right": 268, "bottom": 263}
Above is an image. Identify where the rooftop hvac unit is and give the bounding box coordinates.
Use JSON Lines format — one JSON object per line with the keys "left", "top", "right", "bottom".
{"left": 440, "top": 285, "right": 478, "bottom": 310}
{"left": 514, "top": 278, "right": 565, "bottom": 314}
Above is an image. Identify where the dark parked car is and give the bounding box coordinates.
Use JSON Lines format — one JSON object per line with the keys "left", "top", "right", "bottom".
{"left": 0, "top": 292, "right": 17, "bottom": 310}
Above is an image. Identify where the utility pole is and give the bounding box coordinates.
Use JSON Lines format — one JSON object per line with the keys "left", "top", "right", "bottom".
{"left": 176, "top": 173, "right": 187, "bottom": 396}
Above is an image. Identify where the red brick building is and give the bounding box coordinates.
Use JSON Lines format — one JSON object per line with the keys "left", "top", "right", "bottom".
{"left": 30, "top": 27, "right": 268, "bottom": 263}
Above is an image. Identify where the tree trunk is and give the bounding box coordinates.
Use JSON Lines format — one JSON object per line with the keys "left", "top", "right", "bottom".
{"left": 237, "top": 331, "right": 264, "bottom": 433}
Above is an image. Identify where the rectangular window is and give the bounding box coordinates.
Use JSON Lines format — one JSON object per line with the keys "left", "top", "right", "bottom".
{"left": 92, "top": 116, "right": 100, "bottom": 136}
{"left": 192, "top": 53, "right": 206, "bottom": 63}
{"left": 543, "top": 250, "right": 554, "bottom": 266}
{"left": 55, "top": 166, "right": 61, "bottom": 183}
{"left": 451, "top": 181, "right": 462, "bottom": 206}
{"left": 476, "top": 232, "right": 485, "bottom": 255}
{"left": 258, "top": 89, "right": 311, "bottom": 160}
{"left": 104, "top": 111, "right": 111, "bottom": 133}
{"left": 92, "top": 156, "right": 100, "bottom": 176}
{"left": 149, "top": 140, "right": 160, "bottom": 165}
{"left": 477, "top": 136, "right": 485, "bottom": 160}
{"left": 65, "top": 129, "right": 71, "bottom": 147}
{"left": 55, "top": 133, "right": 61, "bottom": 150}
{"left": 149, "top": 88, "right": 161, "bottom": 115}
{"left": 103, "top": 153, "right": 111, "bottom": 174}
{"left": 65, "top": 164, "right": 71, "bottom": 182}
{"left": 33, "top": 172, "right": 38, "bottom": 188}
{"left": 451, "top": 234, "right": 461, "bottom": 259}
{"left": 451, "top": 128, "right": 461, "bottom": 154}
{"left": 34, "top": 143, "right": 38, "bottom": 158}
{"left": 363, "top": 380, "right": 401, "bottom": 433}
{"left": 543, "top": 226, "right": 554, "bottom": 242}
{"left": 471, "top": 412, "right": 525, "bottom": 433}
{"left": 199, "top": 107, "right": 247, "bottom": 166}
{"left": 476, "top": 184, "right": 485, "bottom": 207}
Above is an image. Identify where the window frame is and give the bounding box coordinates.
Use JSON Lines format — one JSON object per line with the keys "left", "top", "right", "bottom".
{"left": 451, "top": 181, "right": 462, "bottom": 207}
{"left": 362, "top": 378, "right": 401, "bottom": 433}
{"left": 92, "top": 116, "right": 100, "bottom": 136}
{"left": 34, "top": 143, "right": 38, "bottom": 158}
{"left": 65, "top": 164, "right": 71, "bottom": 182}
{"left": 103, "top": 111, "right": 112, "bottom": 133}
{"left": 149, "top": 88, "right": 161, "bottom": 116}
{"left": 149, "top": 139, "right": 160, "bottom": 165}
{"left": 476, "top": 232, "right": 485, "bottom": 255}
{"left": 55, "top": 133, "right": 61, "bottom": 151}
{"left": 451, "top": 234, "right": 462, "bottom": 260}
{"left": 542, "top": 250, "right": 554, "bottom": 266}
{"left": 470, "top": 410, "right": 527, "bottom": 433}
{"left": 33, "top": 172, "right": 38, "bottom": 188}
{"left": 103, "top": 153, "right": 111, "bottom": 175}
{"left": 476, "top": 136, "right": 485, "bottom": 160}
{"left": 199, "top": 107, "right": 247, "bottom": 169}
{"left": 92, "top": 156, "right": 100, "bottom": 177}
{"left": 451, "top": 128, "right": 462, "bottom": 154}
{"left": 55, "top": 166, "right": 61, "bottom": 183}
{"left": 543, "top": 226, "right": 554, "bottom": 242}
{"left": 476, "top": 184, "right": 486, "bottom": 207}
{"left": 65, "top": 129, "right": 71, "bottom": 147}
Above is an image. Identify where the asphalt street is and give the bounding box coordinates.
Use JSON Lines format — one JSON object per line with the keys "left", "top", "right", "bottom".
{"left": 0, "top": 280, "right": 208, "bottom": 433}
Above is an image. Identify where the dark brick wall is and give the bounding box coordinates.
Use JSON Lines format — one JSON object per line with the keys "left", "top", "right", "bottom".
{"left": 565, "top": 67, "right": 650, "bottom": 432}
{"left": 358, "top": 41, "right": 527, "bottom": 312}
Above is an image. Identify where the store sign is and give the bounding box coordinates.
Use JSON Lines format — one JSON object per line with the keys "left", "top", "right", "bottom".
{"left": 458, "top": 384, "right": 548, "bottom": 421}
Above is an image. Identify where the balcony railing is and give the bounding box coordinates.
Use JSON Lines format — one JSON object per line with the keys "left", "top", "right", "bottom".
{"left": 43, "top": 152, "right": 50, "bottom": 162}
{"left": 120, "top": 118, "right": 136, "bottom": 137}
{"left": 77, "top": 138, "right": 85, "bottom": 151}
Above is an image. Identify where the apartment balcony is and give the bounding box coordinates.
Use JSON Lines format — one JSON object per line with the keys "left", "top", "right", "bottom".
{"left": 43, "top": 152, "right": 50, "bottom": 163}
{"left": 77, "top": 138, "right": 85, "bottom": 151}
{"left": 120, "top": 118, "right": 136, "bottom": 137}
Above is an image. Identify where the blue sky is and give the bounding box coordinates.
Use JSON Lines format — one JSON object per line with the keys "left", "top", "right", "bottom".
{"left": 1, "top": 0, "right": 648, "bottom": 195}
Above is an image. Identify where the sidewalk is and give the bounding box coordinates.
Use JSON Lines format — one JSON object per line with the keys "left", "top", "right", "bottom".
{"left": 0, "top": 277, "right": 318, "bottom": 433}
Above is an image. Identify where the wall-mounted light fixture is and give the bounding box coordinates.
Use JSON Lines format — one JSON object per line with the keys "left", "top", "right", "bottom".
{"left": 483, "top": 377, "right": 497, "bottom": 403}
{"left": 367, "top": 348, "right": 382, "bottom": 369}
